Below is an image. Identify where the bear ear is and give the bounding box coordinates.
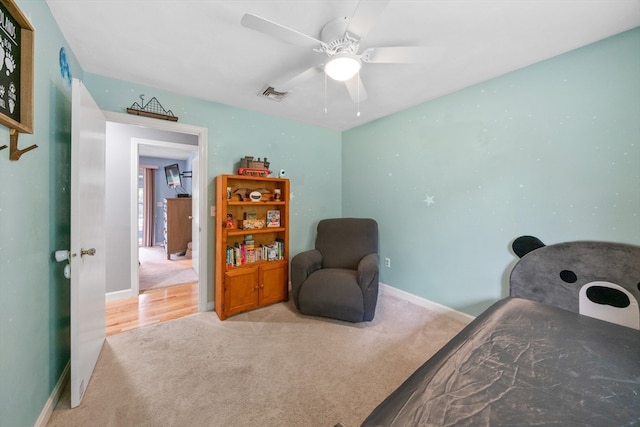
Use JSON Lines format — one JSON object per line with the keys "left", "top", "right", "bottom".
{"left": 512, "top": 235, "right": 545, "bottom": 258}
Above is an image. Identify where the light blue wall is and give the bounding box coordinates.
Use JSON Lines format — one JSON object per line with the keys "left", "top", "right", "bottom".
{"left": 0, "top": 1, "right": 83, "bottom": 426}
{"left": 343, "top": 28, "right": 640, "bottom": 315}
{"left": 84, "top": 73, "right": 343, "bottom": 276}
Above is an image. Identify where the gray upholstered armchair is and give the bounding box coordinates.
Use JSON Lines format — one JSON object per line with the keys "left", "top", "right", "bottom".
{"left": 291, "top": 218, "right": 379, "bottom": 322}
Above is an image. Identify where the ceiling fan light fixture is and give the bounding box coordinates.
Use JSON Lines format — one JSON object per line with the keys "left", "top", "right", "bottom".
{"left": 324, "top": 54, "right": 361, "bottom": 81}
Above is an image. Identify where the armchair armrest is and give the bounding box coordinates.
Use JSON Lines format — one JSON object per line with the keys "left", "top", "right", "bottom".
{"left": 358, "top": 253, "right": 380, "bottom": 321}
{"left": 291, "top": 249, "right": 323, "bottom": 308}
{"left": 357, "top": 253, "right": 379, "bottom": 291}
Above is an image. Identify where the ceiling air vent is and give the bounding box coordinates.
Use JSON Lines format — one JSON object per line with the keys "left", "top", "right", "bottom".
{"left": 260, "top": 85, "right": 288, "bottom": 102}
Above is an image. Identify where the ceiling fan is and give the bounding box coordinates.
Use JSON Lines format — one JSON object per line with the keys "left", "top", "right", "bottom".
{"left": 241, "top": 0, "right": 444, "bottom": 104}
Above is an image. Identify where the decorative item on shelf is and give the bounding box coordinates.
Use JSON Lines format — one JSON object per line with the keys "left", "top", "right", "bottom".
{"left": 267, "top": 210, "right": 280, "bottom": 227}
{"left": 249, "top": 191, "right": 262, "bottom": 202}
{"left": 233, "top": 187, "right": 272, "bottom": 201}
{"left": 233, "top": 188, "right": 249, "bottom": 201}
{"left": 239, "top": 219, "right": 266, "bottom": 230}
{"left": 126, "top": 94, "right": 178, "bottom": 121}
{"left": 226, "top": 213, "right": 235, "bottom": 229}
{"left": 274, "top": 188, "right": 281, "bottom": 201}
{"left": 256, "top": 188, "right": 273, "bottom": 201}
{"left": 237, "top": 156, "right": 272, "bottom": 176}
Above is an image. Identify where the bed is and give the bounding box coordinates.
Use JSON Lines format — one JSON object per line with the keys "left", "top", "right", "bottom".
{"left": 361, "top": 297, "right": 639, "bottom": 426}
{"left": 361, "top": 238, "right": 640, "bottom": 426}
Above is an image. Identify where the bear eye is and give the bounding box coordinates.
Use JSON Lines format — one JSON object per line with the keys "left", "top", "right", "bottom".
{"left": 560, "top": 270, "right": 577, "bottom": 283}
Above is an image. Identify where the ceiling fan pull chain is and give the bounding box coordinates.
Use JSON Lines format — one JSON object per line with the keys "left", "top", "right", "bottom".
{"left": 356, "top": 72, "right": 361, "bottom": 117}
{"left": 324, "top": 73, "right": 328, "bottom": 114}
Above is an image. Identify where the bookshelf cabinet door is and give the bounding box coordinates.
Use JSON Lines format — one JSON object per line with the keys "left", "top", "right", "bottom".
{"left": 224, "top": 266, "right": 259, "bottom": 317}
{"left": 259, "top": 262, "right": 288, "bottom": 306}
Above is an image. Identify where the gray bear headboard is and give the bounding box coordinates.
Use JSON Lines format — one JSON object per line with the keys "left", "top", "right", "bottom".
{"left": 509, "top": 236, "right": 640, "bottom": 329}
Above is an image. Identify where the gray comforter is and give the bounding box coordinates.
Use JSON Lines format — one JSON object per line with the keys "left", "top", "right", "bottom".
{"left": 361, "top": 297, "right": 640, "bottom": 427}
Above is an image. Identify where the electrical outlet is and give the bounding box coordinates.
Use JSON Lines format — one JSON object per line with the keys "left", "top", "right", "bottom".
{"left": 384, "top": 257, "right": 391, "bottom": 268}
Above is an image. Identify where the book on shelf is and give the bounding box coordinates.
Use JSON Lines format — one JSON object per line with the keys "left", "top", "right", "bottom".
{"left": 245, "top": 235, "right": 255, "bottom": 263}
{"left": 226, "top": 238, "right": 285, "bottom": 267}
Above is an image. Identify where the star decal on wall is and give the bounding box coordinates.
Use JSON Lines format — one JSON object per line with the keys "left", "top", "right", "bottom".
{"left": 424, "top": 194, "right": 435, "bottom": 206}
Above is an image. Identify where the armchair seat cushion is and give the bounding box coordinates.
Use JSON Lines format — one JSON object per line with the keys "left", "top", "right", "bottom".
{"left": 298, "top": 269, "right": 364, "bottom": 322}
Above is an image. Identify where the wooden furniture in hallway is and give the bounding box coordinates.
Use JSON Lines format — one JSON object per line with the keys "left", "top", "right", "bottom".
{"left": 106, "top": 282, "right": 198, "bottom": 336}
{"left": 164, "top": 197, "right": 192, "bottom": 260}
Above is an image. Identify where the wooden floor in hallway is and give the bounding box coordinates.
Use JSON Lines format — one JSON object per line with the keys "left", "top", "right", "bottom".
{"left": 106, "top": 282, "right": 198, "bottom": 336}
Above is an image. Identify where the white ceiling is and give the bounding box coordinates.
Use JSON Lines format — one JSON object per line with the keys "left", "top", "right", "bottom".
{"left": 45, "top": 1, "right": 640, "bottom": 132}
{"left": 138, "top": 142, "right": 195, "bottom": 160}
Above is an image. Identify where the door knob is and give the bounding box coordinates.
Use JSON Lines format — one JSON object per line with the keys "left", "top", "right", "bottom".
{"left": 80, "top": 248, "right": 96, "bottom": 257}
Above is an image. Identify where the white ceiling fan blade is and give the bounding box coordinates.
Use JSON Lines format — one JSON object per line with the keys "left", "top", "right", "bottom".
{"left": 272, "top": 66, "right": 323, "bottom": 91}
{"left": 361, "top": 46, "right": 445, "bottom": 64}
{"left": 241, "top": 13, "right": 323, "bottom": 49}
{"left": 345, "top": 0, "right": 390, "bottom": 40}
{"left": 345, "top": 76, "right": 368, "bottom": 103}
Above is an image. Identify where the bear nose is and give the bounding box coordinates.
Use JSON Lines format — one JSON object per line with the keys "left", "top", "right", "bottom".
{"left": 586, "top": 285, "right": 630, "bottom": 308}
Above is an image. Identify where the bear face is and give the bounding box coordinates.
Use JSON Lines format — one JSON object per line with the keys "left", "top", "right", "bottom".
{"left": 509, "top": 236, "right": 640, "bottom": 329}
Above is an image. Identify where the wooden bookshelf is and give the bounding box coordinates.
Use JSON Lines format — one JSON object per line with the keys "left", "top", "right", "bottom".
{"left": 214, "top": 174, "right": 290, "bottom": 320}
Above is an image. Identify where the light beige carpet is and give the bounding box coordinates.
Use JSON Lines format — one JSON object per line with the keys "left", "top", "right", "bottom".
{"left": 47, "top": 291, "right": 467, "bottom": 427}
{"left": 139, "top": 246, "right": 198, "bottom": 291}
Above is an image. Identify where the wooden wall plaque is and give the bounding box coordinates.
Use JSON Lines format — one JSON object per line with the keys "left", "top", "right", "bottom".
{"left": 0, "top": 0, "right": 33, "bottom": 135}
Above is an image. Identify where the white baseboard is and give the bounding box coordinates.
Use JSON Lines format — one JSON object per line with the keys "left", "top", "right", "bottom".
{"left": 34, "top": 361, "right": 69, "bottom": 427}
{"left": 106, "top": 288, "right": 133, "bottom": 302}
{"left": 380, "top": 283, "right": 475, "bottom": 324}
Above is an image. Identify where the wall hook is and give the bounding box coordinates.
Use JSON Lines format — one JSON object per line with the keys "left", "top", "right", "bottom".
{"left": 9, "top": 129, "right": 38, "bottom": 161}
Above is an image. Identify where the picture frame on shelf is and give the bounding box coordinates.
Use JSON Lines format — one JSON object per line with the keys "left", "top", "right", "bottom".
{"left": 267, "top": 210, "right": 280, "bottom": 227}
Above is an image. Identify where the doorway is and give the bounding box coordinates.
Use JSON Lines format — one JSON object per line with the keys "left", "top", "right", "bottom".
{"left": 137, "top": 143, "right": 198, "bottom": 293}
{"left": 102, "top": 111, "right": 208, "bottom": 314}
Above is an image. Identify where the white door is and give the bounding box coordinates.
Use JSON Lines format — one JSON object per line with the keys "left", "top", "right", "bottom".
{"left": 70, "top": 78, "right": 107, "bottom": 408}
{"left": 191, "top": 155, "right": 199, "bottom": 274}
